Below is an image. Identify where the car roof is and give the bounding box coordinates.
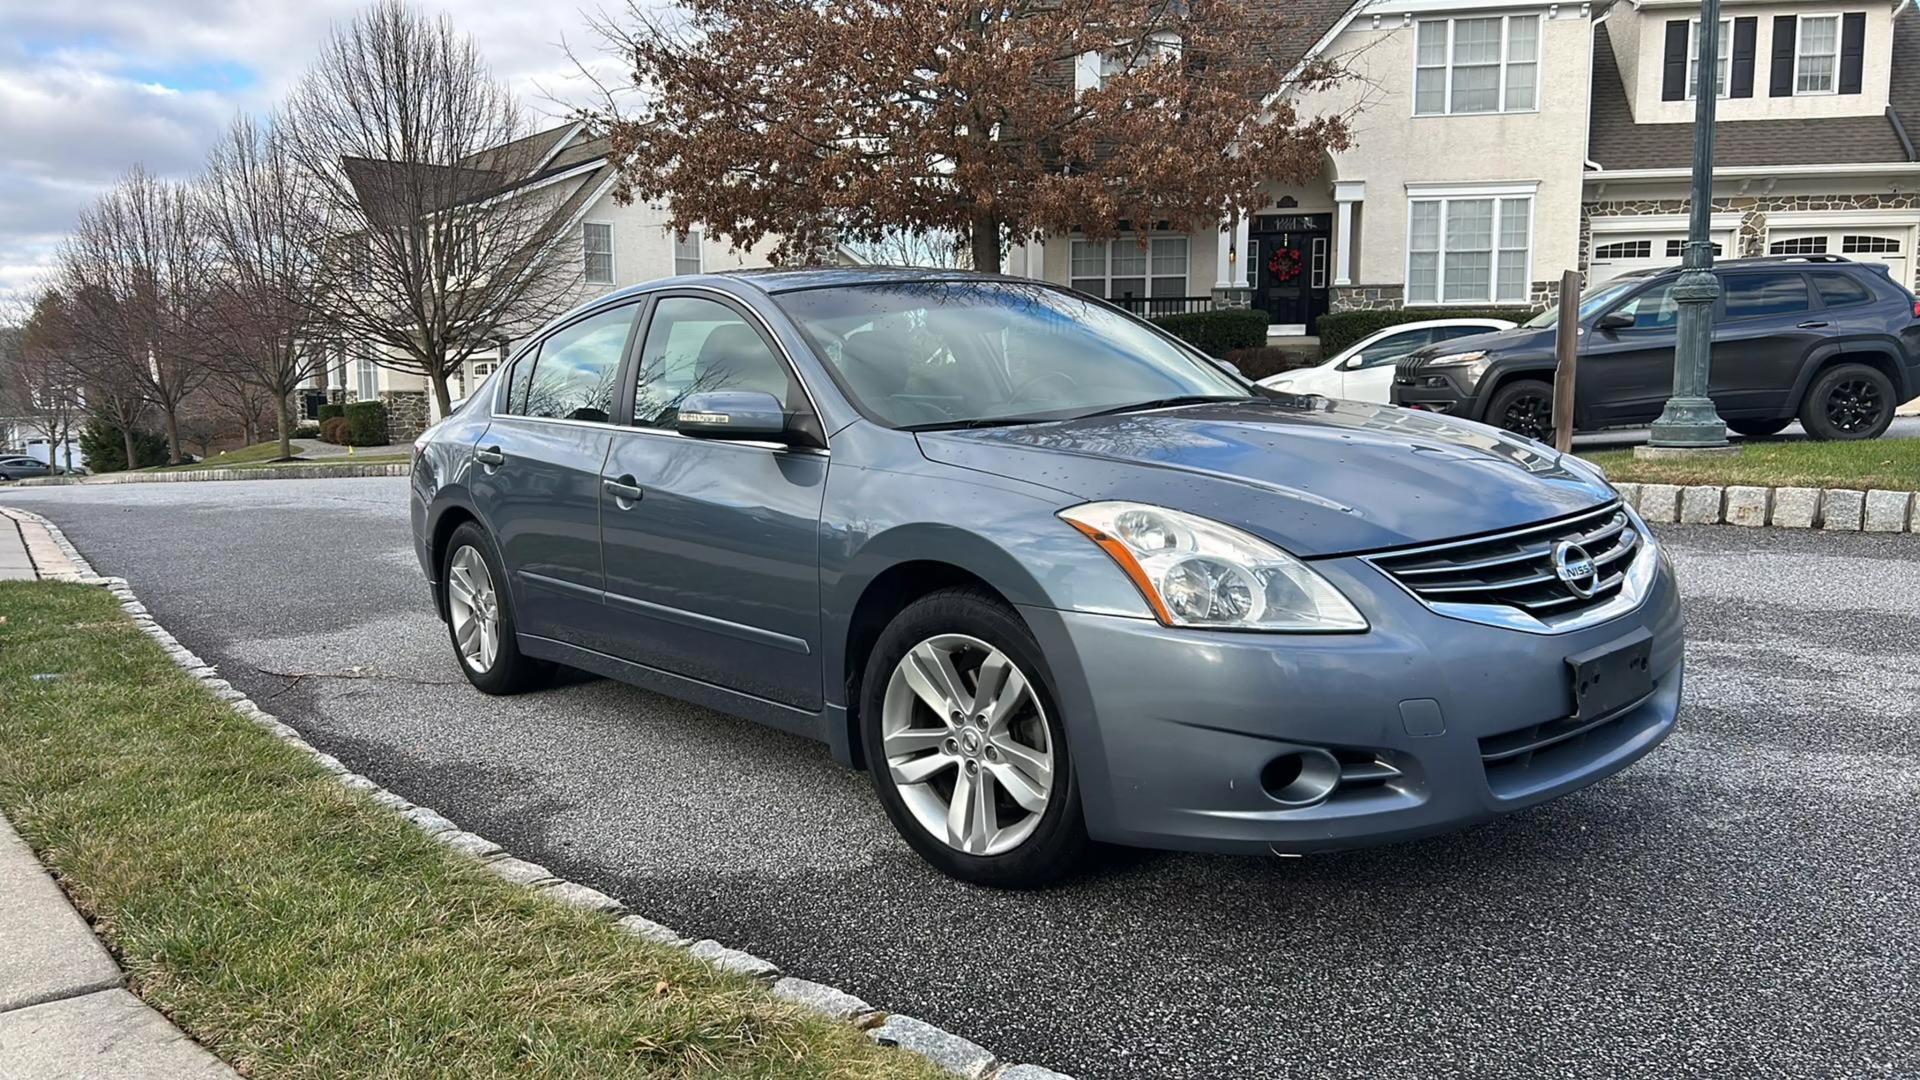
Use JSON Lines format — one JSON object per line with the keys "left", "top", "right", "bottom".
{"left": 1360, "top": 317, "right": 1513, "bottom": 334}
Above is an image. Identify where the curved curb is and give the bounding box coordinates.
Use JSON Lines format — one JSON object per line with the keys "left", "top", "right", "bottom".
{"left": 0, "top": 506, "right": 1072, "bottom": 1080}
{"left": 14, "top": 463, "right": 410, "bottom": 487}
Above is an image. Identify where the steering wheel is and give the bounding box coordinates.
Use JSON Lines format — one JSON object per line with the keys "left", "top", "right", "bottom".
{"left": 1015, "top": 370, "right": 1079, "bottom": 399}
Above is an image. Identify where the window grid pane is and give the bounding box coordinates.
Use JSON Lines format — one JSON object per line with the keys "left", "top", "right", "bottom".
{"left": 1070, "top": 241, "right": 1105, "bottom": 278}
{"left": 1110, "top": 239, "right": 1148, "bottom": 276}
{"left": 674, "top": 230, "right": 703, "bottom": 276}
{"left": 1798, "top": 16, "right": 1838, "bottom": 93}
{"left": 583, "top": 223, "right": 614, "bottom": 285}
{"left": 1150, "top": 237, "right": 1188, "bottom": 277}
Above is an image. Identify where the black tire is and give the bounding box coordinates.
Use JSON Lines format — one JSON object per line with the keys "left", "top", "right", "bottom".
{"left": 1727, "top": 417, "right": 1793, "bottom": 438}
{"left": 441, "top": 521, "right": 551, "bottom": 695}
{"left": 1485, "top": 379, "right": 1557, "bottom": 442}
{"left": 860, "top": 587, "right": 1090, "bottom": 888}
{"left": 1799, "top": 363, "right": 1896, "bottom": 441}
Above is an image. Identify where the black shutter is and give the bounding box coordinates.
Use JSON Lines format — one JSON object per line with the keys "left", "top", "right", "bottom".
{"left": 1840, "top": 12, "right": 1866, "bottom": 94}
{"left": 1771, "top": 15, "right": 1797, "bottom": 96}
{"left": 1662, "top": 20, "right": 1690, "bottom": 101}
{"left": 1731, "top": 17, "right": 1758, "bottom": 97}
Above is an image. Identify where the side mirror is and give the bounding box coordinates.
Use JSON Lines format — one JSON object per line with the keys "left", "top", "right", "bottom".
{"left": 1341, "top": 354, "right": 1367, "bottom": 371}
{"left": 676, "top": 390, "right": 792, "bottom": 441}
{"left": 1595, "top": 311, "right": 1636, "bottom": 332}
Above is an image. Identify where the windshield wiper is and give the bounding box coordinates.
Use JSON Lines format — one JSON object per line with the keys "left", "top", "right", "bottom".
{"left": 902, "top": 415, "right": 1059, "bottom": 432}
{"left": 1069, "top": 395, "right": 1244, "bottom": 421}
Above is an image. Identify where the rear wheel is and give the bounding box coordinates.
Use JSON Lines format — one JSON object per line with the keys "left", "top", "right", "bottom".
{"left": 860, "top": 587, "right": 1089, "bottom": 888}
{"left": 442, "top": 522, "right": 550, "bottom": 694}
{"left": 1727, "top": 418, "right": 1793, "bottom": 438}
{"left": 1485, "top": 379, "right": 1556, "bottom": 442}
{"left": 1800, "top": 363, "right": 1896, "bottom": 441}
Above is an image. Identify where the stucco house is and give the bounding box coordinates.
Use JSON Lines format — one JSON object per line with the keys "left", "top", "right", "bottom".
{"left": 1012, "top": 0, "right": 1920, "bottom": 335}
{"left": 304, "top": 122, "right": 779, "bottom": 438}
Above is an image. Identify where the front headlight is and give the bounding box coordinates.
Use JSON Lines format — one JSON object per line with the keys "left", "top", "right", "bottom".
{"left": 1426, "top": 350, "right": 1494, "bottom": 386}
{"left": 1059, "top": 502, "right": 1367, "bottom": 632}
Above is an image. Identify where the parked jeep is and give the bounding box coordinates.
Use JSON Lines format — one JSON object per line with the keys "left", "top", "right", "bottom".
{"left": 1392, "top": 255, "right": 1920, "bottom": 441}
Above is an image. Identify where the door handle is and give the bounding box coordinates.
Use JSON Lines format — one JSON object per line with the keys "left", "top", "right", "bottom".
{"left": 474, "top": 445, "right": 505, "bottom": 468}
{"left": 603, "top": 475, "right": 644, "bottom": 504}
{"left": 1796, "top": 321, "right": 1830, "bottom": 329}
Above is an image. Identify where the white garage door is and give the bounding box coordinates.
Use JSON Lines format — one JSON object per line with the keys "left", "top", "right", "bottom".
{"left": 1767, "top": 228, "right": 1911, "bottom": 290}
{"left": 1589, "top": 233, "right": 1730, "bottom": 285}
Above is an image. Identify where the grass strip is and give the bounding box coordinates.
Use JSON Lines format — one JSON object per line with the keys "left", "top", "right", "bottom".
{"left": 0, "top": 582, "right": 943, "bottom": 1080}
{"left": 1582, "top": 439, "right": 1920, "bottom": 491}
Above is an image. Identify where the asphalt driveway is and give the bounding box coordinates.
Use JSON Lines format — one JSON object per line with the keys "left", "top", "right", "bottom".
{"left": 4, "top": 478, "right": 1916, "bottom": 1079}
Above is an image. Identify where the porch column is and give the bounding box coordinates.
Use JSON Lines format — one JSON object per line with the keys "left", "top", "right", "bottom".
{"left": 1333, "top": 180, "right": 1365, "bottom": 287}
{"left": 1216, "top": 213, "right": 1251, "bottom": 289}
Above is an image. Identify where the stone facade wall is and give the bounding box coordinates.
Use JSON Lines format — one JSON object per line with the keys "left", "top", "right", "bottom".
{"left": 1582, "top": 193, "right": 1920, "bottom": 287}
{"left": 380, "top": 390, "right": 431, "bottom": 445}
{"left": 1329, "top": 282, "right": 1557, "bottom": 313}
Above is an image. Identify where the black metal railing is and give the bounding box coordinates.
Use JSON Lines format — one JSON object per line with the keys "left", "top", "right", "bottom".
{"left": 1110, "top": 296, "right": 1214, "bottom": 318}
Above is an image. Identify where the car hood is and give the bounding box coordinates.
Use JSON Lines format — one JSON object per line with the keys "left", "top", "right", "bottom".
{"left": 916, "top": 397, "right": 1614, "bottom": 557}
{"left": 1259, "top": 366, "right": 1341, "bottom": 396}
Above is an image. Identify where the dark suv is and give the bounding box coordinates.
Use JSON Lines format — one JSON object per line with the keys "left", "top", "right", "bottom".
{"left": 1392, "top": 255, "right": 1920, "bottom": 441}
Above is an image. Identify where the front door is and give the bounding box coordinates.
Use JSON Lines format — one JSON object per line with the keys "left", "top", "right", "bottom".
{"left": 1249, "top": 214, "right": 1332, "bottom": 332}
{"left": 1578, "top": 278, "right": 1682, "bottom": 426}
{"left": 599, "top": 293, "right": 828, "bottom": 711}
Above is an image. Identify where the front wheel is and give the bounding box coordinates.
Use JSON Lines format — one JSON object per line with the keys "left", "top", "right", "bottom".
{"left": 1485, "top": 379, "right": 1557, "bottom": 442}
{"left": 860, "top": 588, "right": 1089, "bottom": 888}
{"left": 1799, "top": 363, "right": 1896, "bottom": 441}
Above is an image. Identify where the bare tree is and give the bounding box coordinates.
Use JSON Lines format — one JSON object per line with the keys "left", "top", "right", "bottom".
{"left": 843, "top": 230, "right": 973, "bottom": 270}
{"left": 58, "top": 168, "right": 213, "bottom": 464}
{"left": 197, "top": 115, "right": 333, "bottom": 460}
{"left": 284, "top": 0, "right": 588, "bottom": 415}
{"left": 1, "top": 289, "right": 87, "bottom": 470}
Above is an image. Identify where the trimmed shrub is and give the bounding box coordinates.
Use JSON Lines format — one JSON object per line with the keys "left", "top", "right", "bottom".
{"left": 317, "top": 402, "right": 346, "bottom": 422}
{"left": 1225, "top": 346, "right": 1322, "bottom": 381}
{"left": 78, "top": 419, "right": 170, "bottom": 473}
{"left": 319, "top": 417, "right": 351, "bottom": 444}
{"left": 1317, "top": 307, "right": 1534, "bottom": 357}
{"left": 1150, "top": 308, "right": 1271, "bottom": 356}
{"left": 343, "top": 400, "right": 389, "bottom": 446}
{"left": 291, "top": 424, "right": 322, "bottom": 439}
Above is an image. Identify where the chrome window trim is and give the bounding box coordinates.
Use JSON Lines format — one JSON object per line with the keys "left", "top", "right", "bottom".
{"left": 486, "top": 412, "right": 828, "bottom": 457}
{"left": 1363, "top": 502, "right": 1658, "bottom": 635}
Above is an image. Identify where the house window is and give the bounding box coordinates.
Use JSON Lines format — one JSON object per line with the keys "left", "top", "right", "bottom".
{"left": 1769, "top": 236, "right": 1828, "bottom": 255}
{"left": 1665, "top": 239, "right": 1723, "bottom": 257}
{"left": 583, "top": 222, "right": 614, "bottom": 285}
{"left": 1069, "top": 236, "right": 1189, "bottom": 302}
{"left": 1796, "top": 14, "right": 1840, "bottom": 94}
{"left": 1408, "top": 196, "right": 1532, "bottom": 304}
{"left": 1688, "top": 17, "right": 1733, "bottom": 98}
{"left": 1414, "top": 15, "right": 1540, "bottom": 115}
{"left": 355, "top": 350, "right": 379, "bottom": 401}
{"left": 1595, "top": 240, "right": 1654, "bottom": 260}
{"left": 1842, "top": 235, "right": 1900, "bottom": 254}
{"left": 674, "top": 229, "right": 704, "bottom": 276}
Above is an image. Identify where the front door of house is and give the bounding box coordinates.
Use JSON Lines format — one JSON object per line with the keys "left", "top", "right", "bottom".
{"left": 1249, "top": 214, "right": 1332, "bottom": 333}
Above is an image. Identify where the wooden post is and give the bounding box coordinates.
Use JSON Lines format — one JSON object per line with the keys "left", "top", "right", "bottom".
{"left": 1552, "top": 268, "right": 1579, "bottom": 453}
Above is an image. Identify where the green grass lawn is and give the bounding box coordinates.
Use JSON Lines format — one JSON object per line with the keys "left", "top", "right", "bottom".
{"left": 0, "top": 581, "right": 942, "bottom": 1080}
{"left": 142, "top": 444, "right": 410, "bottom": 473}
{"left": 1582, "top": 438, "right": 1920, "bottom": 491}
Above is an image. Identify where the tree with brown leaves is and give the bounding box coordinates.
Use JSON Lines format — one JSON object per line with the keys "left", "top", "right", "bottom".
{"left": 587, "top": 0, "right": 1353, "bottom": 272}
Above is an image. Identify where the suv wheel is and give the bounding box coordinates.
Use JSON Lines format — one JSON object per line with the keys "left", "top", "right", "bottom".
{"left": 1486, "top": 379, "right": 1556, "bottom": 442}
{"left": 860, "top": 587, "right": 1089, "bottom": 888}
{"left": 1727, "top": 418, "right": 1792, "bottom": 438}
{"left": 442, "top": 522, "right": 550, "bottom": 694}
{"left": 1800, "top": 363, "right": 1896, "bottom": 441}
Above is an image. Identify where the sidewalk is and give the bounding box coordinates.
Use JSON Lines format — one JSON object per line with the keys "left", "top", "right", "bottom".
{"left": 0, "top": 512, "right": 237, "bottom": 1079}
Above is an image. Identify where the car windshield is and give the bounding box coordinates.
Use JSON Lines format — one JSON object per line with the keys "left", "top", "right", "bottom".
{"left": 1521, "top": 276, "right": 1648, "bottom": 329}
{"left": 775, "top": 280, "right": 1248, "bottom": 429}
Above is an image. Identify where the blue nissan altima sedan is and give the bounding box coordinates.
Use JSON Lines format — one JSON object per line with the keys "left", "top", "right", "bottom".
{"left": 409, "top": 268, "right": 1682, "bottom": 887}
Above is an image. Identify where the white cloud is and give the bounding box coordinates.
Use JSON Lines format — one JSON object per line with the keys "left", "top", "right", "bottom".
{"left": 0, "top": 0, "right": 632, "bottom": 306}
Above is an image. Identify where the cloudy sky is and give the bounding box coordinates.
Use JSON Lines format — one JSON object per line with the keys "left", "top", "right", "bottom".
{"left": 0, "top": 1, "right": 624, "bottom": 304}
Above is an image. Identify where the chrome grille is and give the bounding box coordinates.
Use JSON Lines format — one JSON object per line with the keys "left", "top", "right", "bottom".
{"left": 1367, "top": 503, "right": 1644, "bottom": 627}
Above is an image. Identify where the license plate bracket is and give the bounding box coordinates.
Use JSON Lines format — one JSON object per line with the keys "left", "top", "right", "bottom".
{"left": 1566, "top": 628, "right": 1654, "bottom": 721}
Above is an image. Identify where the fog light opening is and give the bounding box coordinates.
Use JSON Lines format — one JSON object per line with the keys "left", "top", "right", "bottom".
{"left": 1260, "top": 749, "right": 1341, "bottom": 807}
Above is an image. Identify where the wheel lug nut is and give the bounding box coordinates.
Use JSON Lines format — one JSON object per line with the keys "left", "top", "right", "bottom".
{"left": 943, "top": 738, "right": 958, "bottom": 754}
{"left": 984, "top": 745, "right": 999, "bottom": 761}
{"left": 965, "top": 760, "right": 979, "bottom": 775}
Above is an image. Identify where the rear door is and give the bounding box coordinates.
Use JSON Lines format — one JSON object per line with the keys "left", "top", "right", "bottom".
{"left": 465, "top": 301, "right": 642, "bottom": 648}
{"left": 1709, "top": 270, "right": 1825, "bottom": 417}
{"left": 1578, "top": 278, "right": 1681, "bottom": 425}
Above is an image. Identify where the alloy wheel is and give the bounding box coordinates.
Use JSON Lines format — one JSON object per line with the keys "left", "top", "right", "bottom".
{"left": 1825, "top": 377, "right": 1885, "bottom": 434}
{"left": 1503, "top": 394, "right": 1553, "bottom": 441}
{"left": 880, "top": 634, "right": 1055, "bottom": 857}
{"left": 446, "top": 545, "right": 500, "bottom": 673}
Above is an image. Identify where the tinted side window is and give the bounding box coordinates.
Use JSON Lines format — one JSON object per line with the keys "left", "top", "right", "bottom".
{"left": 1810, "top": 271, "right": 1873, "bottom": 308}
{"left": 632, "top": 297, "right": 797, "bottom": 431}
{"left": 522, "top": 304, "right": 638, "bottom": 422}
{"left": 1433, "top": 324, "right": 1494, "bottom": 341}
{"left": 1611, "top": 281, "right": 1679, "bottom": 330}
{"left": 1354, "top": 330, "right": 1433, "bottom": 367}
{"left": 1723, "top": 272, "right": 1811, "bottom": 319}
{"left": 501, "top": 351, "right": 537, "bottom": 415}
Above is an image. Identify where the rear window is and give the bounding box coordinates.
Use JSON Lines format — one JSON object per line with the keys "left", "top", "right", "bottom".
{"left": 1809, "top": 271, "right": 1874, "bottom": 308}
{"left": 1722, "top": 272, "right": 1811, "bottom": 319}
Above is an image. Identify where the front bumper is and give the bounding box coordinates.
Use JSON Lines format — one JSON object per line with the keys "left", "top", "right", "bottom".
{"left": 1019, "top": 546, "right": 1684, "bottom": 856}
{"left": 1390, "top": 368, "right": 1484, "bottom": 418}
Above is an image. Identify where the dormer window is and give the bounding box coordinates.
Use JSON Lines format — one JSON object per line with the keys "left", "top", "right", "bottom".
{"left": 1767, "top": 13, "right": 1866, "bottom": 97}
{"left": 1794, "top": 15, "right": 1840, "bottom": 94}
{"left": 1413, "top": 15, "right": 1540, "bottom": 116}
{"left": 1687, "top": 17, "right": 1732, "bottom": 99}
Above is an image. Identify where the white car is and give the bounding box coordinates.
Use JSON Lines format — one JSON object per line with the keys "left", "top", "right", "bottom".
{"left": 1258, "top": 318, "right": 1516, "bottom": 403}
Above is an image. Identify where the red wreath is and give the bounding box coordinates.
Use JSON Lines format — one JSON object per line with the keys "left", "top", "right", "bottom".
{"left": 1268, "top": 246, "right": 1304, "bottom": 283}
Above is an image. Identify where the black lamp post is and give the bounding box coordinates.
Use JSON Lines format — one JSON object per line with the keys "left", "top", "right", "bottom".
{"left": 1646, "top": 0, "right": 1730, "bottom": 449}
